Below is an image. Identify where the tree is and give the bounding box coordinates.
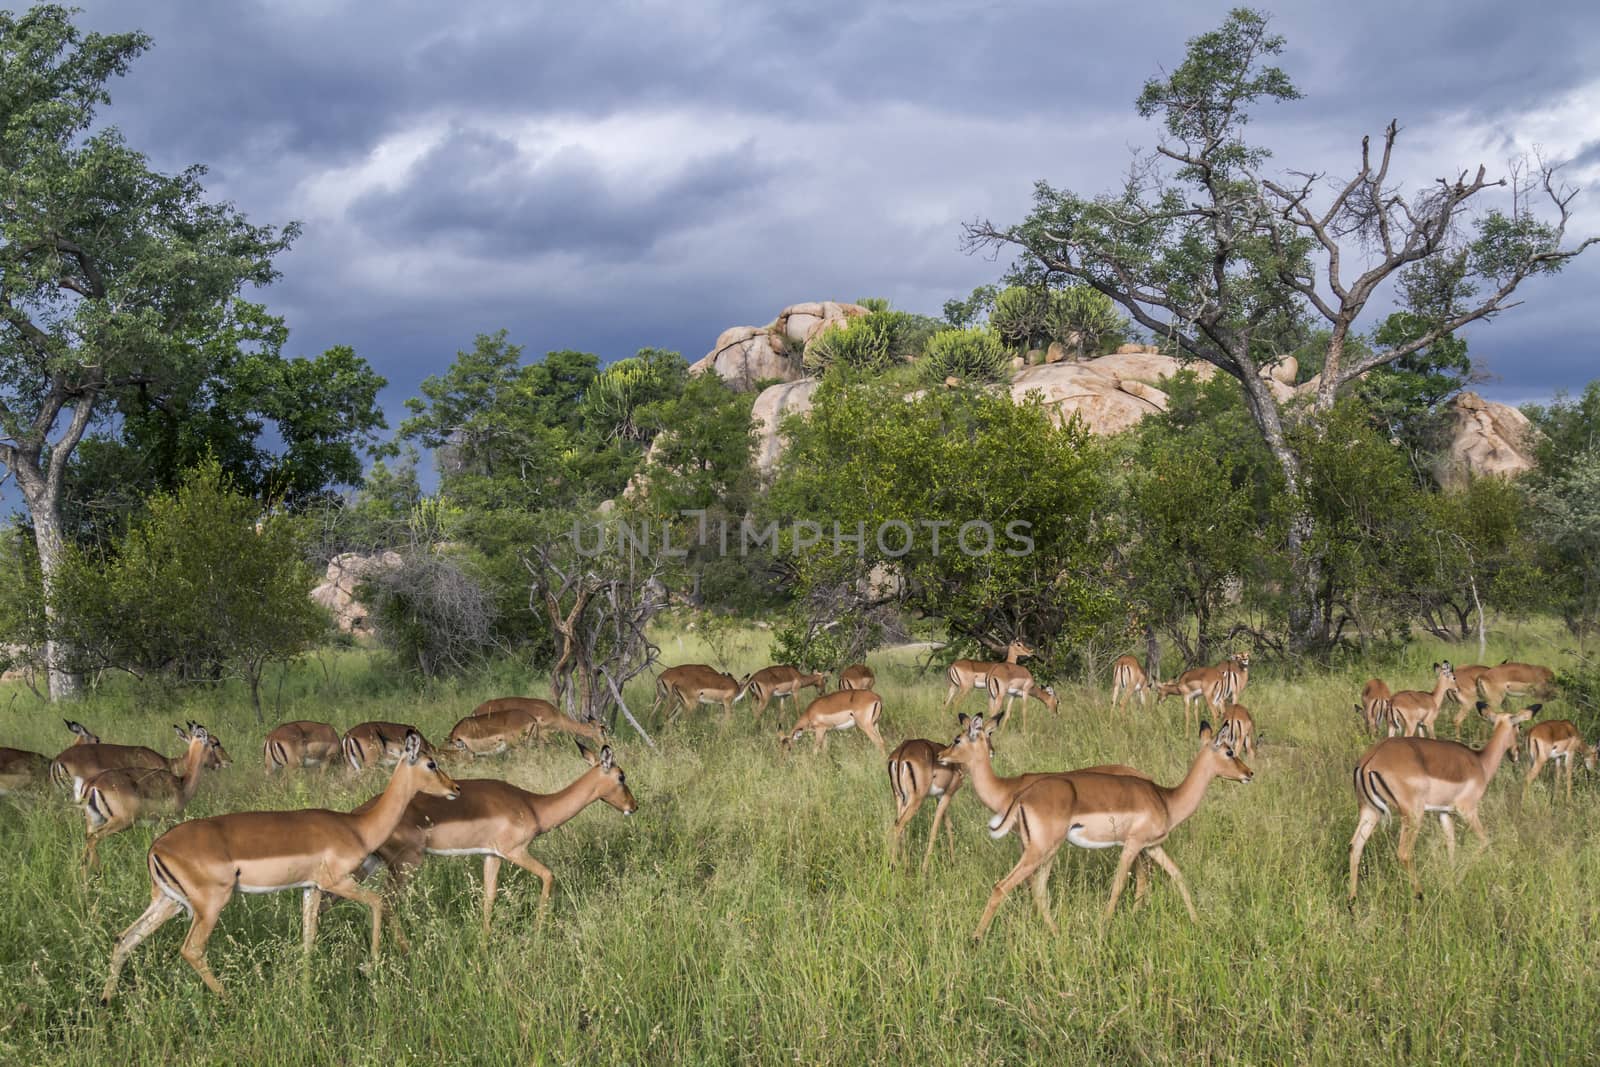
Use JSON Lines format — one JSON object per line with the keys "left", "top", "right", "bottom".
{"left": 1530, "top": 448, "right": 1600, "bottom": 649}
{"left": 49, "top": 460, "right": 326, "bottom": 718}
{"left": 963, "top": 8, "right": 1596, "bottom": 657}
{"left": 0, "top": 7, "right": 298, "bottom": 696}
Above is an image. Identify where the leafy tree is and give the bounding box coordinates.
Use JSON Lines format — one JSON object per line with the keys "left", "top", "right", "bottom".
{"left": 1524, "top": 380, "right": 1600, "bottom": 475}
{"left": 921, "top": 328, "right": 1010, "bottom": 383}
{"left": 0, "top": 7, "right": 299, "bottom": 696}
{"left": 964, "top": 7, "right": 1596, "bottom": 657}
{"left": 1049, "top": 286, "right": 1128, "bottom": 357}
{"left": 988, "top": 286, "right": 1052, "bottom": 353}
{"left": 49, "top": 460, "right": 326, "bottom": 717}
{"left": 803, "top": 308, "right": 923, "bottom": 376}
{"left": 942, "top": 284, "right": 999, "bottom": 328}
{"left": 1530, "top": 447, "right": 1600, "bottom": 648}
{"left": 579, "top": 347, "right": 689, "bottom": 445}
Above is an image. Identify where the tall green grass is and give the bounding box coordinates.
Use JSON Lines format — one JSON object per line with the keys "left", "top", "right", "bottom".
{"left": 1, "top": 628, "right": 1596, "bottom": 1065}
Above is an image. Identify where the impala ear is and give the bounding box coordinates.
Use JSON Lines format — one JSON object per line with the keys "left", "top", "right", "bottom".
{"left": 600, "top": 746, "right": 615, "bottom": 771}
{"left": 1199, "top": 720, "right": 1214, "bottom": 743}
{"left": 1475, "top": 700, "right": 1489, "bottom": 712}
{"left": 1527, "top": 704, "right": 1543, "bottom": 715}
{"left": 403, "top": 731, "right": 423, "bottom": 763}
{"left": 577, "top": 742, "right": 597, "bottom": 766}
{"left": 967, "top": 715, "right": 984, "bottom": 740}
{"left": 173, "top": 724, "right": 189, "bottom": 740}
{"left": 957, "top": 713, "right": 969, "bottom": 727}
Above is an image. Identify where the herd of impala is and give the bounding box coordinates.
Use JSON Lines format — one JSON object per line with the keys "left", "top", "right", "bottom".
{"left": 0, "top": 643, "right": 1579, "bottom": 1003}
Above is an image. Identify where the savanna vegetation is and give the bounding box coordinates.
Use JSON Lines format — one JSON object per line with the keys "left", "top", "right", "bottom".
{"left": 3, "top": 4, "right": 1600, "bottom": 1064}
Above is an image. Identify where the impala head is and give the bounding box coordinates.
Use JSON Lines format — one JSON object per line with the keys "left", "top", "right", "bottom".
{"left": 578, "top": 742, "right": 638, "bottom": 815}
{"left": 1475, "top": 700, "right": 1539, "bottom": 733}
{"left": 1037, "top": 685, "right": 1059, "bottom": 714}
{"left": 1006, "top": 640, "right": 1035, "bottom": 660}
{"left": 802, "top": 671, "right": 827, "bottom": 689}
{"left": 175, "top": 723, "right": 232, "bottom": 768}
{"left": 935, "top": 713, "right": 995, "bottom": 768}
{"left": 1197, "top": 720, "right": 1254, "bottom": 783}
{"left": 64, "top": 720, "right": 100, "bottom": 745}
{"left": 1434, "top": 660, "right": 1457, "bottom": 684}
{"left": 586, "top": 714, "right": 612, "bottom": 740}
{"left": 1154, "top": 681, "right": 1182, "bottom": 701}
{"left": 1231, "top": 652, "right": 1251, "bottom": 670}
{"left": 401, "top": 731, "right": 460, "bottom": 799}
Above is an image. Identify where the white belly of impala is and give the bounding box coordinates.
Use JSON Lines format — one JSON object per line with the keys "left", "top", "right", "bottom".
{"left": 929, "top": 784, "right": 946, "bottom": 796}
{"left": 1423, "top": 805, "right": 1455, "bottom": 813}
{"left": 238, "top": 880, "right": 317, "bottom": 894}
{"left": 426, "top": 847, "right": 503, "bottom": 857}
{"left": 831, "top": 720, "right": 856, "bottom": 731}
{"left": 1067, "top": 825, "right": 1119, "bottom": 849}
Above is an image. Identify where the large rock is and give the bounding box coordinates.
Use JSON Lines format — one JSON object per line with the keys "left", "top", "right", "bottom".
{"left": 310, "top": 551, "right": 402, "bottom": 634}
{"left": 751, "top": 378, "right": 821, "bottom": 476}
{"left": 1011, "top": 363, "right": 1168, "bottom": 436}
{"left": 1434, "top": 391, "right": 1537, "bottom": 489}
{"left": 690, "top": 302, "right": 868, "bottom": 392}
{"left": 1085, "top": 350, "right": 1214, "bottom": 386}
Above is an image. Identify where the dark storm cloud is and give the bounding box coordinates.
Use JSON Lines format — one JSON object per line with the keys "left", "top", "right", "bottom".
{"left": 36, "top": 0, "right": 1600, "bottom": 437}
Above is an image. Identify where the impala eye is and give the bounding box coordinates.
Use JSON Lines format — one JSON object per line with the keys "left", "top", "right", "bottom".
{"left": 426, "top": 760, "right": 438, "bottom": 771}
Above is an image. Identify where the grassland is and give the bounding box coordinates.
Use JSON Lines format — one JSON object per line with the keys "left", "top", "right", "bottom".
{"left": 1, "top": 625, "right": 1596, "bottom": 1065}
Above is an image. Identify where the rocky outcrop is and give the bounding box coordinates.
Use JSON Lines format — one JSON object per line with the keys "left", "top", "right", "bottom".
{"left": 310, "top": 551, "right": 401, "bottom": 634}
{"left": 751, "top": 378, "right": 821, "bottom": 476}
{"left": 1434, "top": 391, "right": 1537, "bottom": 489}
{"left": 690, "top": 302, "right": 868, "bottom": 392}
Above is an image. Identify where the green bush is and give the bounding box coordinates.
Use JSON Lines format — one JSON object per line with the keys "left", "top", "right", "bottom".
{"left": 921, "top": 328, "right": 1011, "bottom": 383}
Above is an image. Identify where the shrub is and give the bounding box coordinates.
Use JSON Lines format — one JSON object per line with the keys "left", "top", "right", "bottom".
{"left": 921, "top": 328, "right": 1011, "bottom": 383}
{"left": 361, "top": 549, "right": 498, "bottom": 680}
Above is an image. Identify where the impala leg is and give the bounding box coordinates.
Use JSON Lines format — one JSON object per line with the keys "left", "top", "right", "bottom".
{"left": 1029, "top": 856, "right": 1060, "bottom": 934}
{"left": 178, "top": 901, "right": 229, "bottom": 997}
{"left": 301, "top": 887, "right": 323, "bottom": 953}
{"left": 501, "top": 849, "right": 555, "bottom": 907}
{"left": 816, "top": 729, "right": 829, "bottom": 754}
{"left": 1396, "top": 816, "right": 1424, "bottom": 900}
{"left": 921, "top": 794, "right": 953, "bottom": 874}
{"left": 318, "top": 876, "right": 393, "bottom": 960}
{"left": 1101, "top": 842, "right": 1145, "bottom": 924}
{"left": 1347, "top": 806, "right": 1380, "bottom": 905}
{"left": 481, "top": 855, "right": 502, "bottom": 935}
{"left": 1437, "top": 814, "right": 1457, "bottom": 861}
{"left": 859, "top": 719, "right": 888, "bottom": 757}
{"left": 1460, "top": 808, "right": 1489, "bottom": 848}
{"left": 891, "top": 791, "right": 923, "bottom": 869}
{"left": 1132, "top": 854, "right": 1151, "bottom": 910}
{"left": 101, "top": 892, "right": 183, "bottom": 1004}
{"left": 1565, "top": 757, "right": 1574, "bottom": 802}
{"left": 1145, "top": 845, "right": 1198, "bottom": 922}
{"left": 972, "top": 853, "right": 1046, "bottom": 941}
{"left": 1523, "top": 750, "right": 1544, "bottom": 802}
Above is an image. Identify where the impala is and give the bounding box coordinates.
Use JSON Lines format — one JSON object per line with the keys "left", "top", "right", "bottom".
{"left": 1522, "top": 719, "right": 1596, "bottom": 802}
{"left": 741, "top": 665, "right": 828, "bottom": 716}
{"left": 53, "top": 723, "right": 231, "bottom": 801}
{"left": 986, "top": 664, "right": 1058, "bottom": 732}
{"left": 779, "top": 689, "right": 887, "bottom": 755}
{"left": 0, "top": 747, "right": 49, "bottom": 795}
{"left": 1358, "top": 679, "right": 1392, "bottom": 736}
{"left": 652, "top": 664, "right": 745, "bottom": 715}
{"left": 447, "top": 700, "right": 606, "bottom": 758}
{"left": 659, "top": 665, "right": 747, "bottom": 722}
{"left": 886, "top": 738, "right": 964, "bottom": 872}
{"left": 1386, "top": 662, "right": 1457, "bottom": 737}
{"left": 1348, "top": 701, "right": 1536, "bottom": 904}
{"left": 1475, "top": 661, "right": 1556, "bottom": 709}
{"left": 943, "top": 640, "right": 1033, "bottom": 710}
{"left": 933, "top": 714, "right": 1158, "bottom": 906}
{"left": 357, "top": 743, "right": 636, "bottom": 933}
{"left": 839, "top": 664, "right": 876, "bottom": 691}
{"left": 81, "top": 724, "right": 218, "bottom": 870}
{"left": 263, "top": 721, "right": 342, "bottom": 773}
{"left": 1218, "top": 704, "right": 1257, "bottom": 757}
{"left": 1217, "top": 653, "right": 1251, "bottom": 704}
{"left": 100, "top": 732, "right": 459, "bottom": 1003}
{"left": 1155, "top": 666, "right": 1229, "bottom": 729}
{"left": 1443, "top": 664, "right": 1491, "bottom": 730}
{"left": 972, "top": 721, "right": 1252, "bottom": 937}
{"left": 343, "top": 721, "right": 434, "bottom": 772}
{"left": 1110, "top": 655, "right": 1151, "bottom": 711}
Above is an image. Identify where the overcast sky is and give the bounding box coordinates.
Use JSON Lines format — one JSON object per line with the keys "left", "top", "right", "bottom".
{"left": 59, "top": 0, "right": 1600, "bottom": 446}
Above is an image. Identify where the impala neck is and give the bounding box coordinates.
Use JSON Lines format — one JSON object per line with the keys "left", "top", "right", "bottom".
{"left": 1430, "top": 672, "right": 1453, "bottom": 708}
{"left": 350, "top": 763, "right": 428, "bottom": 854}
{"left": 177, "top": 742, "right": 208, "bottom": 805}
{"left": 528, "top": 768, "right": 610, "bottom": 832}
{"left": 1476, "top": 722, "right": 1520, "bottom": 780}
{"left": 1156, "top": 751, "right": 1225, "bottom": 831}
{"left": 963, "top": 746, "right": 1025, "bottom": 814}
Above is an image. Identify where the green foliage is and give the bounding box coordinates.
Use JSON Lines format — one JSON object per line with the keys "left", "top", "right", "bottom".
{"left": 855, "top": 296, "right": 891, "bottom": 313}
{"left": 942, "top": 284, "right": 999, "bottom": 328}
{"left": 578, "top": 348, "right": 689, "bottom": 444}
{"left": 1049, "top": 286, "right": 1127, "bottom": 357}
{"left": 49, "top": 460, "right": 326, "bottom": 714}
{"left": 1524, "top": 380, "right": 1600, "bottom": 476}
{"left": 768, "top": 376, "right": 1116, "bottom": 658}
{"left": 1529, "top": 446, "right": 1600, "bottom": 642}
{"left": 988, "top": 286, "right": 1051, "bottom": 352}
{"left": 920, "top": 328, "right": 1010, "bottom": 384}
{"left": 802, "top": 309, "right": 920, "bottom": 376}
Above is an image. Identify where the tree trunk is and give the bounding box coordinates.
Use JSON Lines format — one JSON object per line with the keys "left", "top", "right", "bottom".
{"left": 1143, "top": 624, "right": 1161, "bottom": 684}
{"left": 27, "top": 489, "right": 81, "bottom": 701}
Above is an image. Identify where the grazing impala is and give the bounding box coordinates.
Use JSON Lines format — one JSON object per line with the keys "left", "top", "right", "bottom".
{"left": 1110, "top": 655, "right": 1151, "bottom": 711}
{"left": 1475, "top": 662, "right": 1556, "bottom": 709}
{"left": 100, "top": 732, "right": 459, "bottom": 1003}
{"left": 986, "top": 664, "right": 1057, "bottom": 732}
{"left": 972, "top": 722, "right": 1253, "bottom": 937}
{"left": 779, "top": 689, "right": 887, "bottom": 755}
{"left": 343, "top": 721, "right": 434, "bottom": 772}
{"left": 839, "top": 664, "right": 875, "bottom": 691}
{"left": 1386, "top": 662, "right": 1457, "bottom": 737}
{"left": 1358, "top": 679, "right": 1392, "bottom": 736}
{"left": 447, "top": 700, "right": 606, "bottom": 758}
{"left": 1218, "top": 704, "right": 1257, "bottom": 757}
{"left": 263, "top": 721, "right": 341, "bottom": 773}
{"left": 1348, "top": 701, "right": 1537, "bottom": 905}
{"left": 470, "top": 697, "right": 608, "bottom": 744}
{"left": 0, "top": 747, "right": 50, "bottom": 794}
{"left": 358, "top": 743, "right": 636, "bottom": 932}
{"left": 886, "top": 738, "right": 964, "bottom": 872}
{"left": 943, "top": 641, "right": 1033, "bottom": 710}
{"left": 653, "top": 665, "right": 743, "bottom": 713}
{"left": 1217, "top": 654, "right": 1251, "bottom": 704}
{"left": 1522, "top": 719, "right": 1596, "bottom": 802}
{"left": 53, "top": 723, "right": 231, "bottom": 801}
{"left": 1443, "top": 664, "right": 1491, "bottom": 732}
{"left": 933, "top": 714, "right": 1158, "bottom": 905}
{"left": 1156, "top": 666, "right": 1229, "bottom": 729}
{"left": 742, "top": 666, "right": 827, "bottom": 716}
{"left": 659, "top": 665, "right": 747, "bottom": 722}
{"left": 81, "top": 724, "right": 218, "bottom": 870}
